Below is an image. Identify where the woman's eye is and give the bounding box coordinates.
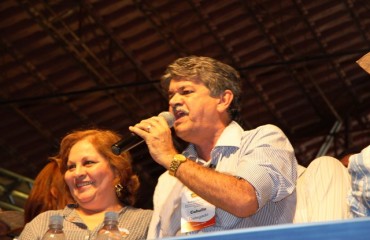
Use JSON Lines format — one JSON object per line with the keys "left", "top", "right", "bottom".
{"left": 67, "top": 165, "right": 75, "bottom": 170}
{"left": 85, "top": 160, "right": 95, "bottom": 165}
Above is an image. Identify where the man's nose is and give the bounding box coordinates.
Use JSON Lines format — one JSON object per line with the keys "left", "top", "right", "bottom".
{"left": 169, "top": 93, "right": 183, "bottom": 106}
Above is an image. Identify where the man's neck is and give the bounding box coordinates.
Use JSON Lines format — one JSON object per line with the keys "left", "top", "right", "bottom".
{"left": 194, "top": 124, "right": 228, "bottom": 161}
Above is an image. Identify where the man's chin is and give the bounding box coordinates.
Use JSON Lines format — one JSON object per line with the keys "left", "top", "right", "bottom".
{"left": 174, "top": 121, "right": 188, "bottom": 132}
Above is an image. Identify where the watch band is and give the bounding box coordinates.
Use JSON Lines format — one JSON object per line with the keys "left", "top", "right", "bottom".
{"left": 169, "top": 154, "right": 187, "bottom": 176}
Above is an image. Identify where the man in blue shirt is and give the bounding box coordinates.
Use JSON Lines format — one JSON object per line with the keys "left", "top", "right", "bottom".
{"left": 129, "top": 56, "right": 298, "bottom": 238}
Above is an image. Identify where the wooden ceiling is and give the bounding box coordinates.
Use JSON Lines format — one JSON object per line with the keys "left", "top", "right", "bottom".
{"left": 1, "top": 0, "right": 370, "bottom": 209}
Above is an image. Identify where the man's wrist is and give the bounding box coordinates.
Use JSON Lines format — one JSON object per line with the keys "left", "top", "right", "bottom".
{"left": 169, "top": 154, "right": 187, "bottom": 176}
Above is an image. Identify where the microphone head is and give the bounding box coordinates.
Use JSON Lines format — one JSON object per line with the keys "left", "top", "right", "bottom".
{"left": 159, "top": 111, "right": 175, "bottom": 128}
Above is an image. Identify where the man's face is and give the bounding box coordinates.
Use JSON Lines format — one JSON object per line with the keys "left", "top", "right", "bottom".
{"left": 168, "top": 79, "right": 221, "bottom": 142}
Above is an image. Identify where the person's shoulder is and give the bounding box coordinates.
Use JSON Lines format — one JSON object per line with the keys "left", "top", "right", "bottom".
{"left": 246, "top": 124, "right": 286, "bottom": 136}
{"left": 361, "top": 145, "right": 370, "bottom": 155}
{"left": 255, "top": 124, "right": 283, "bottom": 132}
{"left": 313, "top": 155, "right": 339, "bottom": 161}
{"left": 349, "top": 145, "right": 370, "bottom": 167}
{"left": 20, "top": 210, "right": 63, "bottom": 238}
{"left": 308, "top": 155, "right": 344, "bottom": 170}
{"left": 30, "top": 209, "right": 64, "bottom": 222}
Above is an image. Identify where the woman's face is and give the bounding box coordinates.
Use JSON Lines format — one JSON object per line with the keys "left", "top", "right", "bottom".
{"left": 64, "top": 139, "right": 118, "bottom": 209}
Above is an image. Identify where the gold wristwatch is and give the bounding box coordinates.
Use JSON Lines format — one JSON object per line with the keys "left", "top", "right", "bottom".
{"left": 169, "top": 154, "right": 187, "bottom": 176}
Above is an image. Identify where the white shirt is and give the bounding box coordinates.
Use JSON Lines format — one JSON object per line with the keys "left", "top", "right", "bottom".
{"left": 294, "top": 156, "right": 351, "bottom": 223}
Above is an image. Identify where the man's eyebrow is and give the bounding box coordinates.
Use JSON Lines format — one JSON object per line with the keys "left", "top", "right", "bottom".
{"left": 168, "top": 85, "right": 192, "bottom": 97}
{"left": 168, "top": 86, "right": 182, "bottom": 94}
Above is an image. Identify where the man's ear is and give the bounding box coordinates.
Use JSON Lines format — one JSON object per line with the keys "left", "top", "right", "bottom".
{"left": 217, "top": 90, "right": 234, "bottom": 112}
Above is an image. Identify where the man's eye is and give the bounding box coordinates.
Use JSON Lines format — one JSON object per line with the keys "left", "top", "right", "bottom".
{"left": 181, "top": 90, "right": 193, "bottom": 95}
{"left": 168, "top": 89, "right": 193, "bottom": 99}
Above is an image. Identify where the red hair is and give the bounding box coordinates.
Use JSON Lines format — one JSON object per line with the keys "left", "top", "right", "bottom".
{"left": 24, "top": 159, "right": 71, "bottom": 223}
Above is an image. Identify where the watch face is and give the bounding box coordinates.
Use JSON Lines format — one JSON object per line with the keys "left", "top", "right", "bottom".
{"left": 174, "top": 154, "right": 186, "bottom": 162}
{"left": 170, "top": 154, "right": 187, "bottom": 176}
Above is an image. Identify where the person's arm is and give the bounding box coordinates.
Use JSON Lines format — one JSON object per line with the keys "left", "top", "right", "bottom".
{"left": 172, "top": 125, "right": 297, "bottom": 217}
{"left": 130, "top": 117, "right": 296, "bottom": 217}
{"left": 128, "top": 118, "right": 258, "bottom": 217}
{"left": 175, "top": 159, "right": 258, "bottom": 217}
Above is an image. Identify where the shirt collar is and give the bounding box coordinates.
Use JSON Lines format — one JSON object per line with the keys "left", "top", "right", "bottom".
{"left": 215, "top": 121, "right": 243, "bottom": 147}
{"left": 182, "top": 121, "right": 243, "bottom": 161}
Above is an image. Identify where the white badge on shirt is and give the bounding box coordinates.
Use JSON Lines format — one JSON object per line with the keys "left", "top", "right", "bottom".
{"left": 181, "top": 187, "right": 216, "bottom": 233}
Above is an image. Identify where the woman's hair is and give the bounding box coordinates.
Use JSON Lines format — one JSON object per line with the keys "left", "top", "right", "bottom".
{"left": 24, "top": 159, "right": 71, "bottom": 223}
{"left": 161, "top": 56, "right": 242, "bottom": 121}
{"left": 59, "top": 129, "right": 140, "bottom": 206}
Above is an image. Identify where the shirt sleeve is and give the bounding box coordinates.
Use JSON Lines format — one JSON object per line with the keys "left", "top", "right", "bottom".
{"left": 236, "top": 124, "right": 297, "bottom": 209}
{"left": 348, "top": 145, "right": 370, "bottom": 217}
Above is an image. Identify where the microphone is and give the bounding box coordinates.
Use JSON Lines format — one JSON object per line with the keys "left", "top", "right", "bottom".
{"left": 111, "top": 111, "right": 175, "bottom": 155}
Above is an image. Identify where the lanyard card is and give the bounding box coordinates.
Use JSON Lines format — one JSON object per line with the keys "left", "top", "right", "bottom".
{"left": 180, "top": 188, "right": 216, "bottom": 233}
